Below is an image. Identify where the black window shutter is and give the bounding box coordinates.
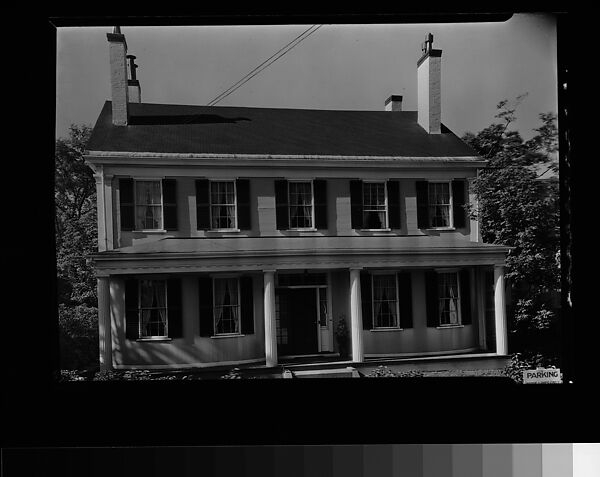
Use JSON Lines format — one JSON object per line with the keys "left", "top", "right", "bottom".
{"left": 350, "top": 180, "right": 363, "bottom": 229}
{"left": 460, "top": 269, "right": 472, "bottom": 325}
{"left": 125, "top": 278, "right": 139, "bottom": 340}
{"left": 360, "top": 271, "right": 373, "bottom": 329}
{"left": 274, "top": 180, "right": 289, "bottom": 230}
{"left": 119, "top": 178, "right": 135, "bottom": 231}
{"left": 195, "top": 179, "right": 210, "bottom": 230}
{"left": 452, "top": 180, "right": 467, "bottom": 228}
{"left": 236, "top": 179, "right": 251, "bottom": 230}
{"left": 425, "top": 271, "right": 439, "bottom": 327}
{"left": 240, "top": 276, "right": 254, "bottom": 335}
{"left": 387, "top": 180, "right": 401, "bottom": 229}
{"left": 397, "top": 272, "right": 413, "bottom": 329}
{"left": 163, "top": 179, "right": 178, "bottom": 231}
{"left": 416, "top": 181, "right": 429, "bottom": 229}
{"left": 314, "top": 179, "right": 328, "bottom": 229}
{"left": 198, "top": 276, "right": 214, "bottom": 337}
{"left": 167, "top": 278, "right": 183, "bottom": 338}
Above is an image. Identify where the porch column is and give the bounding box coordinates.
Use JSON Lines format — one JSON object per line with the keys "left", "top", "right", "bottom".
{"left": 494, "top": 265, "right": 508, "bottom": 355}
{"left": 349, "top": 268, "right": 364, "bottom": 363}
{"left": 263, "top": 270, "right": 278, "bottom": 367}
{"left": 97, "top": 276, "right": 113, "bottom": 371}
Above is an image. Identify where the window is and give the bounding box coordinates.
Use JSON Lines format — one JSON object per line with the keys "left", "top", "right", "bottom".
{"left": 288, "top": 181, "right": 314, "bottom": 229}
{"left": 213, "top": 277, "right": 241, "bottom": 335}
{"left": 135, "top": 180, "right": 163, "bottom": 230}
{"left": 210, "top": 181, "right": 237, "bottom": 230}
{"left": 372, "top": 274, "right": 399, "bottom": 328}
{"left": 428, "top": 182, "right": 452, "bottom": 228}
{"left": 363, "top": 182, "right": 388, "bottom": 229}
{"left": 438, "top": 272, "right": 461, "bottom": 326}
{"left": 138, "top": 279, "right": 168, "bottom": 338}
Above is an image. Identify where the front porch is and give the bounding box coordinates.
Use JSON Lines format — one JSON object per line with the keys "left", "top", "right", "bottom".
{"left": 93, "top": 236, "right": 510, "bottom": 373}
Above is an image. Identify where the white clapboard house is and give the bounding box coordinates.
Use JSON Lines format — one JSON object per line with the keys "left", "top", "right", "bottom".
{"left": 85, "top": 28, "right": 510, "bottom": 374}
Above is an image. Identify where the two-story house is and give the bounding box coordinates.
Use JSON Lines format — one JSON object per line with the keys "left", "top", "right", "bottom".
{"left": 85, "top": 28, "right": 510, "bottom": 373}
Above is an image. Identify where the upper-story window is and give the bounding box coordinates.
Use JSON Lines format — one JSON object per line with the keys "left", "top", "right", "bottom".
{"left": 275, "top": 179, "right": 327, "bottom": 231}
{"left": 135, "top": 180, "right": 163, "bottom": 230}
{"left": 210, "top": 181, "right": 237, "bottom": 230}
{"left": 362, "top": 181, "right": 388, "bottom": 230}
{"left": 428, "top": 182, "right": 452, "bottom": 228}
{"left": 350, "top": 180, "right": 401, "bottom": 230}
{"left": 416, "top": 180, "right": 467, "bottom": 230}
{"left": 288, "top": 180, "right": 314, "bottom": 230}
{"left": 119, "top": 178, "right": 178, "bottom": 232}
{"left": 196, "top": 179, "right": 250, "bottom": 231}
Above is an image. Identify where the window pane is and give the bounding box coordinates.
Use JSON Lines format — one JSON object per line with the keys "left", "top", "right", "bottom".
{"left": 288, "top": 181, "right": 313, "bottom": 228}
{"left": 210, "top": 182, "right": 236, "bottom": 229}
{"left": 362, "top": 183, "right": 387, "bottom": 229}
{"left": 438, "top": 273, "right": 459, "bottom": 325}
{"left": 138, "top": 280, "right": 167, "bottom": 338}
{"left": 214, "top": 278, "right": 240, "bottom": 334}
{"left": 372, "top": 274, "right": 398, "bottom": 328}
{"left": 136, "top": 181, "right": 161, "bottom": 205}
{"left": 428, "top": 183, "right": 451, "bottom": 227}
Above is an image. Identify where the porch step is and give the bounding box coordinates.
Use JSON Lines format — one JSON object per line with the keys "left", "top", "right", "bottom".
{"left": 283, "top": 367, "right": 360, "bottom": 379}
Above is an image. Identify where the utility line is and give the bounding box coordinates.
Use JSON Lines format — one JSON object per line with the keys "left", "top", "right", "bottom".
{"left": 207, "top": 25, "right": 323, "bottom": 106}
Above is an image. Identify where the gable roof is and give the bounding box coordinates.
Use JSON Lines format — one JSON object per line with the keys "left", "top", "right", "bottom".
{"left": 86, "top": 101, "right": 479, "bottom": 158}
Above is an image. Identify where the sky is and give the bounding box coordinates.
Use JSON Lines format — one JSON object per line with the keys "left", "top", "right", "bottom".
{"left": 55, "top": 14, "right": 557, "bottom": 142}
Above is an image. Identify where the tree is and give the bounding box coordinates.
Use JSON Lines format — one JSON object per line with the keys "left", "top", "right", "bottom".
{"left": 462, "top": 97, "right": 560, "bottom": 365}
{"left": 55, "top": 124, "right": 99, "bottom": 369}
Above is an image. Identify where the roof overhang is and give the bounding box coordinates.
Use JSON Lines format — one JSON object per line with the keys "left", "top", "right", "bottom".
{"left": 84, "top": 150, "right": 487, "bottom": 170}
{"left": 91, "top": 239, "right": 509, "bottom": 276}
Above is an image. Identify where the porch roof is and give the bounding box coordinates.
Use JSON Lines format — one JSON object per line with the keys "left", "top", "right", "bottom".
{"left": 92, "top": 236, "right": 509, "bottom": 276}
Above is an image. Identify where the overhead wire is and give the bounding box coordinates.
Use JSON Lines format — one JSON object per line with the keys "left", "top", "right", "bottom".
{"left": 206, "top": 25, "right": 323, "bottom": 106}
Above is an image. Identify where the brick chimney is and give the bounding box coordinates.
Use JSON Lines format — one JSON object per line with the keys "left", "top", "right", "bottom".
{"left": 106, "top": 26, "right": 129, "bottom": 125}
{"left": 417, "top": 33, "right": 442, "bottom": 134}
{"left": 127, "top": 54, "right": 142, "bottom": 103}
{"left": 385, "top": 95, "right": 403, "bottom": 111}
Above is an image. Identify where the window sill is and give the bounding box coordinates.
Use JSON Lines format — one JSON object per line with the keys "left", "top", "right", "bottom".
{"left": 205, "top": 229, "right": 242, "bottom": 233}
{"left": 435, "top": 325, "right": 464, "bottom": 329}
{"left": 369, "top": 328, "right": 404, "bottom": 332}
{"left": 360, "top": 228, "right": 392, "bottom": 232}
{"left": 133, "top": 229, "right": 167, "bottom": 234}
{"left": 210, "top": 334, "right": 246, "bottom": 339}
{"left": 424, "top": 227, "right": 456, "bottom": 231}
{"left": 136, "top": 337, "right": 173, "bottom": 342}
{"left": 288, "top": 228, "right": 318, "bottom": 232}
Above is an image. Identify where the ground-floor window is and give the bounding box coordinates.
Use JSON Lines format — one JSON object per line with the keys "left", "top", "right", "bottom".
{"left": 213, "top": 277, "right": 241, "bottom": 335}
{"left": 372, "top": 273, "right": 399, "bottom": 328}
{"left": 138, "top": 279, "right": 168, "bottom": 338}
{"left": 438, "top": 271, "right": 461, "bottom": 326}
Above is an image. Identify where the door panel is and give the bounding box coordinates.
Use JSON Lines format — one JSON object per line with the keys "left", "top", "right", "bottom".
{"left": 289, "top": 288, "right": 318, "bottom": 355}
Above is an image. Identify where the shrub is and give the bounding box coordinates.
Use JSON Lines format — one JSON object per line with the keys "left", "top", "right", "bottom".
{"left": 503, "top": 352, "right": 558, "bottom": 383}
{"left": 335, "top": 315, "right": 349, "bottom": 358}
{"left": 59, "top": 304, "right": 99, "bottom": 370}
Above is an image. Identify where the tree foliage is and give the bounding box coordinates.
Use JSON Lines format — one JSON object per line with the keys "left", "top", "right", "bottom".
{"left": 462, "top": 97, "right": 560, "bottom": 358}
{"left": 55, "top": 124, "right": 98, "bottom": 369}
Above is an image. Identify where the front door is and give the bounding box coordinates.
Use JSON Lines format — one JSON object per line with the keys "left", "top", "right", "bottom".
{"left": 288, "top": 288, "right": 319, "bottom": 355}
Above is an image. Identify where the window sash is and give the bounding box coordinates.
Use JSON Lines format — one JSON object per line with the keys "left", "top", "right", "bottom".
{"left": 138, "top": 279, "right": 168, "bottom": 338}
{"left": 134, "top": 180, "right": 164, "bottom": 230}
{"left": 371, "top": 274, "right": 399, "bottom": 328}
{"left": 428, "top": 182, "right": 453, "bottom": 228}
{"left": 213, "top": 277, "right": 241, "bottom": 335}
{"left": 438, "top": 272, "right": 461, "bottom": 326}
{"left": 288, "top": 181, "right": 314, "bottom": 229}
{"left": 362, "top": 182, "right": 388, "bottom": 229}
{"left": 210, "top": 181, "right": 237, "bottom": 230}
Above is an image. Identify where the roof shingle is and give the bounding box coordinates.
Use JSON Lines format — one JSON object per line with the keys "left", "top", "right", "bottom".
{"left": 87, "top": 101, "right": 479, "bottom": 157}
